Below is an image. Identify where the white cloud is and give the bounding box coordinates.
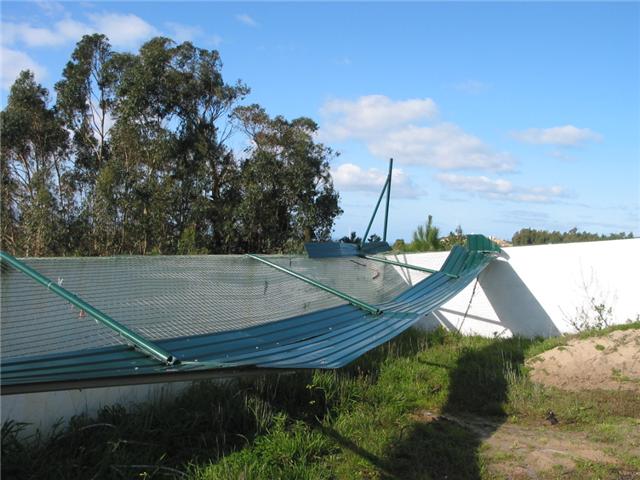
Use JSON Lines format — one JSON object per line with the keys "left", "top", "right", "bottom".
{"left": 512, "top": 125, "right": 602, "bottom": 146}
{"left": 55, "top": 18, "right": 92, "bottom": 42}
{"left": 436, "top": 173, "right": 566, "bottom": 203}
{"left": 368, "top": 123, "right": 515, "bottom": 171}
{"left": 321, "top": 95, "right": 438, "bottom": 141}
{"left": 2, "top": 13, "right": 157, "bottom": 49}
{"left": 320, "top": 95, "right": 515, "bottom": 171}
{"left": 0, "top": 47, "right": 47, "bottom": 90}
{"left": 236, "top": 14, "right": 258, "bottom": 27}
{"left": 332, "top": 163, "right": 423, "bottom": 198}
{"left": 88, "top": 13, "right": 157, "bottom": 48}
{"left": 35, "top": 0, "right": 65, "bottom": 16}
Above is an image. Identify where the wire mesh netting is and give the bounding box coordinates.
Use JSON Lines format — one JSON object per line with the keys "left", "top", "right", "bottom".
{"left": 1, "top": 254, "right": 411, "bottom": 359}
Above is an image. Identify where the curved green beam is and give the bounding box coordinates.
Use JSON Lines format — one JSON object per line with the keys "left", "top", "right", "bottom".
{"left": 362, "top": 255, "right": 459, "bottom": 279}
{"left": 0, "top": 251, "right": 179, "bottom": 366}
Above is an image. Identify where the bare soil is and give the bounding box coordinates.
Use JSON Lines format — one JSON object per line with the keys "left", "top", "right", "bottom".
{"left": 412, "top": 330, "right": 640, "bottom": 478}
{"left": 415, "top": 411, "right": 640, "bottom": 479}
{"left": 527, "top": 329, "right": 640, "bottom": 392}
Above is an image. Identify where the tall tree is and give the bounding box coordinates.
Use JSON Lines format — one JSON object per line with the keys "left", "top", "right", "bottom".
{"left": 3, "top": 35, "right": 344, "bottom": 257}
{"left": 234, "top": 105, "right": 342, "bottom": 252}
{"left": 1, "top": 71, "right": 69, "bottom": 256}
{"left": 55, "top": 34, "right": 117, "bottom": 253}
{"left": 56, "top": 34, "right": 115, "bottom": 186}
{"left": 109, "top": 38, "right": 249, "bottom": 254}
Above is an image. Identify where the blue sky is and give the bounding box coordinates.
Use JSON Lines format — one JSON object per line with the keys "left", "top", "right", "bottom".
{"left": 2, "top": 1, "right": 639, "bottom": 241}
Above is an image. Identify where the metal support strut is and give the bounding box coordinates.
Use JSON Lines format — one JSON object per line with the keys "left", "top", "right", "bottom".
{"left": 0, "top": 251, "right": 179, "bottom": 366}
{"left": 383, "top": 158, "right": 393, "bottom": 242}
{"left": 246, "top": 254, "right": 382, "bottom": 315}
{"left": 362, "top": 158, "right": 393, "bottom": 248}
{"left": 363, "top": 255, "right": 459, "bottom": 279}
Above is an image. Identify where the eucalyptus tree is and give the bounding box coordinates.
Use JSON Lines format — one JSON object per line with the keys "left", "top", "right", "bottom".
{"left": 55, "top": 34, "right": 115, "bottom": 189}
{"left": 109, "top": 37, "right": 249, "bottom": 254}
{"left": 55, "top": 34, "right": 117, "bottom": 253}
{"left": 234, "top": 105, "right": 342, "bottom": 252}
{"left": 1, "top": 71, "right": 69, "bottom": 256}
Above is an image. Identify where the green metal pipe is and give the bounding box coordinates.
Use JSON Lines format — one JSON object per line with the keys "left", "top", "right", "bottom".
{"left": 383, "top": 158, "right": 393, "bottom": 242}
{"left": 0, "top": 251, "right": 179, "bottom": 366}
{"left": 246, "top": 254, "right": 382, "bottom": 315}
{"left": 361, "top": 177, "right": 389, "bottom": 248}
{"left": 363, "top": 255, "right": 459, "bottom": 279}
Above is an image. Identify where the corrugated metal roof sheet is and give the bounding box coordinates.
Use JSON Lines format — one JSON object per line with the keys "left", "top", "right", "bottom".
{"left": 1, "top": 235, "right": 501, "bottom": 394}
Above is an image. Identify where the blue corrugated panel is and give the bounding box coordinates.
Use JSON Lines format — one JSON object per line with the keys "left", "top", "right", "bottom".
{"left": 304, "top": 242, "right": 360, "bottom": 258}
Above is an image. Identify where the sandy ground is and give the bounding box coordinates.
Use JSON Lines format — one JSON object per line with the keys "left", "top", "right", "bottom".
{"left": 527, "top": 329, "right": 640, "bottom": 392}
{"left": 415, "top": 410, "right": 640, "bottom": 479}
{"left": 412, "top": 331, "right": 640, "bottom": 478}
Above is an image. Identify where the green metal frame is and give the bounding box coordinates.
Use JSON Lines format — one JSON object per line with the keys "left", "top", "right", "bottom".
{"left": 0, "top": 251, "right": 179, "bottom": 366}
{"left": 246, "top": 254, "right": 382, "bottom": 315}
{"left": 362, "top": 158, "right": 393, "bottom": 248}
{"left": 362, "top": 255, "right": 459, "bottom": 279}
{"left": 383, "top": 158, "right": 393, "bottom": 242}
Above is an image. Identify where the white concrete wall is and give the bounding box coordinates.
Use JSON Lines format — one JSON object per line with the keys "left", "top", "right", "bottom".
{"left": 388, "top": 238, "right": 640, "bottom": 338}
{"left": 2, "top": 381, "right": 193, "bottom": 437}
{"left": 3, "top": 238, "right": 638, "bottom": 435}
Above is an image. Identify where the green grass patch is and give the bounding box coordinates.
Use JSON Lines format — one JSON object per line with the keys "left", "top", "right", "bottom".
{"left": 3, "top": 325, "right": 639, "bottom": 479}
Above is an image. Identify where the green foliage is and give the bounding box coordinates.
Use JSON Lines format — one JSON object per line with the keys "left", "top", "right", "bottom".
{"left": 400, "top": 214, "right": 444, "bottom": 252}
{"left": 393, "top": 216, "right": 462, "bottom": 253}
{"left": 2, "top": 34, "right": 343, "bottom": 257}
{"left": 177, "top": 225, "right": 208, "bottom": 255}
{"left": 512, "top": 227, "right": 634, "bottom": 246}
{"left": 392, "top": 238, "right": 406, "bottom": 250}
{"left": 0, "top": 71, "right": 69, "bottom": 256}
{"left": 367, "top": 233, "right": 382, "bottom": 243}
{"left": 234, "top": 105, "right": 341, "bottom": 252}
{"left": 339, "top": 231, "right": 361, "bottom": 244}
{"left": 440, "top": 224, "right": 466, "bottom": 250}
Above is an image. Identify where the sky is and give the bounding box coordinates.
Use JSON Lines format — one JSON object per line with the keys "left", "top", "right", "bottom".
{"left": 1, "top": 1, "right": 639, "bottom": 241}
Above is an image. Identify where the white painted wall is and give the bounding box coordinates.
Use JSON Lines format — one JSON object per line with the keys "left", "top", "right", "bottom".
{"left": 3, "top": 238, "right": 639, "bottom": 434}
{"left": 2, "top": 381, "right": 193, "bottom": 437}
{"left": 388, "top": 238, "right": 640, "bottom": 338}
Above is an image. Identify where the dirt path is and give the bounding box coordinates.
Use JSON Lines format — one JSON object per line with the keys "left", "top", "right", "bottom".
{"left": 411, "top": 330, "right": 640, "bottom": 479}
{"left": 415, "top": 410, "right": 640, "bottom": 479}
{"left": 527, "top": 329, "right": 640, "bottom": 392}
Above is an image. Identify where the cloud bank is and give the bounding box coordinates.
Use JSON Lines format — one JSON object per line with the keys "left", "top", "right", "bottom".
{"left": 320, "top": 95, "right": 515, "bottom": 171}
{"left": 436, "top": 173, "right": 567, "bottom": 203}
{"left": 332, "top": 163, "right": 423, "bottom": 198}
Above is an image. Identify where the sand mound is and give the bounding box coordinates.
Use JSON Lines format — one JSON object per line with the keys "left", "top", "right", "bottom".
{"left": 528, "top": 329, "right": 640, "bottom": 391}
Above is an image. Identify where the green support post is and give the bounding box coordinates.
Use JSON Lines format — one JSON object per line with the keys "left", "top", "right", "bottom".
{"left": 361, "top": 178, "right": 389, "bottom": 248}
{"left": 383, "top": 158, "right": 393, "bottom": 242}
{"left": 0, "top": 251, "right": 179, "bottom": 366}
{"left": 246, "top": 254, "right": 382, "bottom": 315}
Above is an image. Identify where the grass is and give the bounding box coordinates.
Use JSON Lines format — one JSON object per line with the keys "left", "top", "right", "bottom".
{"left": 3, "top": 322, "right": 639, "bottom": 479}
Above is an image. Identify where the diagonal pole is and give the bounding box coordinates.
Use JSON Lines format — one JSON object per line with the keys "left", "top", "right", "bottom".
{"left": 246, "top": 254, "right": 382, "bottom": 315}
{"left": 383, "top": 158, "right": 393, "bottom": 242}
{"left": 0, "top": 251, "right": 179, "bottom": 366}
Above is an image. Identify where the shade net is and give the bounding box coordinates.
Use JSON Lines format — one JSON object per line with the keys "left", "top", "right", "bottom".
{"left": 1, "top": 255, "right": 410, "bottom": 359}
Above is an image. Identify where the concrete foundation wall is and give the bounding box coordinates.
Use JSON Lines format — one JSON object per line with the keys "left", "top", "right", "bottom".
{"left": 3, "top": 238, "right": 638, "bottom": 434}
